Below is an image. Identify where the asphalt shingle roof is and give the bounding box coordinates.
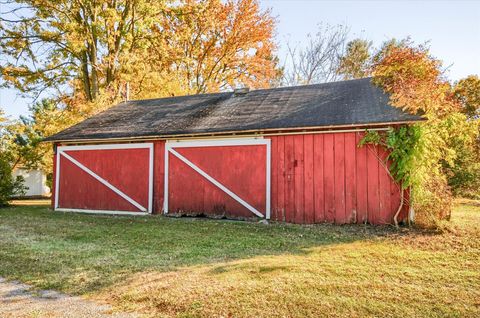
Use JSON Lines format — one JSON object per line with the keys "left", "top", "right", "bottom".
{"left": 44, "top": 78, "right": 422, "bottom": 142}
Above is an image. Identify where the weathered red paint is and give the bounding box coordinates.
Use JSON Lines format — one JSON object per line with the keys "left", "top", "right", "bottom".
{"left": 53, "top": 130, "right": 408, "bottom": 224}
{"left": 303, "top": 134, "right": 315, "bottom": 224}
{"left": 56, "top": 148, "right": 150, "bottom": 212}
{"left": 323, "top": 134, "right": 335, "bottom": 223}
{"left": 293, "top": 135, "right": 304, "bottom": 224}
{"left": 334, "top": 133, "right": 346, "bottom": 223}
{"left": 268, "top": 132, "right": 406, "bottom": 225}
{"left": 51, "top": 151, "right": 56, "bottom": 210}
{"left": 153, "top": 141, "right": 165, "bottom": 213}
{"left": 344, "top": 133, "right": 357, "bottom": 223}
{"left": 313, "top": 134, "right": 324, "bottom": 222}
{"left": 167, "top": 145, "right": 267, "bottom": 218}
{"left": 276, "top": 136, "right": 286, "bottom": 221}
{"left": 355, "top": 132, "right": 368, "bottom": 223}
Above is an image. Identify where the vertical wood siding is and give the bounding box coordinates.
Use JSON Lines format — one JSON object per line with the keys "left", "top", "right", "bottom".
{"left": 51, "top": 152, "right": 57, "bottom": 209}
{"left": 153, "top": 141, "right": 165, "bottom": 213}
{"left": 268, "top": 132, "right": 405, "bottom": 225}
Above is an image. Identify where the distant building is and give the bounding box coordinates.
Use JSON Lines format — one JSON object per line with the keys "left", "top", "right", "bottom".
{"left": 12, "top": 168, "right": 50, "bottom": 198}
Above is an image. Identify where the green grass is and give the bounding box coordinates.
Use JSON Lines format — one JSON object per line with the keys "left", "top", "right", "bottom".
{"left": 0, "top": 202, "right": 479, "bottom": 317}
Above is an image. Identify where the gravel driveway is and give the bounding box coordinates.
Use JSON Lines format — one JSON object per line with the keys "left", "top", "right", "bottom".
{"left": 0, "top": 277, "right": 139, "bottom": 318}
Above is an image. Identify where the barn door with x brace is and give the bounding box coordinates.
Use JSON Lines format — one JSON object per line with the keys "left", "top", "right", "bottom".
{"left": 55, "top": 143, "right": 154, "bottom": 215}
{"left": 163, "top": 138, "right": 271, "bottom": 219}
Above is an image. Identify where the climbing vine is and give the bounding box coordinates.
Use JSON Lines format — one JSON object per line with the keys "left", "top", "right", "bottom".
{"left": 360, "top": 117, "right": 461, "bottom": 229}
{"left": 360, "top": 126, "right": 421, "bottom": 191}
{"left": 359, "top": 126, "right": 421, "bottom": 227}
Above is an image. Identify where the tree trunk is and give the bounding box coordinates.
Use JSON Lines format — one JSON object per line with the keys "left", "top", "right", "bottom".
{"left": 81, "top": 52, "right": 93, "bottom": 101}
{"left": 89, "top": 44, "right": 99, "bottom": 100}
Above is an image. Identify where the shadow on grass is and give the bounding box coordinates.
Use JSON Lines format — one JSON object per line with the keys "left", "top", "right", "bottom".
{"left": 0, "top": 204, "right": 438, "bottom": 295}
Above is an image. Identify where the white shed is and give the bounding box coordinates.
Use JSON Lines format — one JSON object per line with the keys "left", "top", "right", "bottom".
{"left": 12, "top": 168, "right": 50, "bottom": 197}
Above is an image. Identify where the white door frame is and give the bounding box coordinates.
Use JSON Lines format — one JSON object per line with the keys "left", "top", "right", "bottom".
{"left": 163, "top": 138, "right": 271, "bottom": 219}
{"left": 55, "top": 143, "right": 154, "bottom": 215}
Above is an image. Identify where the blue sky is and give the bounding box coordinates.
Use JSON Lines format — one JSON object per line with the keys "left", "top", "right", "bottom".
{"left": 1, "top": 0, "right": 479, "bottom": 119}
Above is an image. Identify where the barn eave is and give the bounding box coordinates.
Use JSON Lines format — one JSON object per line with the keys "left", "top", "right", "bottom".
{"left": 47, "top": 120, "right": 423, "bottom": 145}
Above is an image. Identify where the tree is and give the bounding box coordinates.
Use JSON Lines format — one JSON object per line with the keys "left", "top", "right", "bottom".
{"left": 0, "top": 0, "right": 169, "bottom": 102}
{"left": 1, "top": 0, "right": 280, "bottom": 185}
{"left": 366, "top": 40, "right": 480, "bottom": 228}
{"left": 0, "top": 0, "right": 279, "bottom": 103}
{"left": 1, "top": 99, "right": 85, "bottom": 186}
{"left": 372, "top": 40, "right": 459, "bottom": 117}
{"left": 440, "top": 112, "right": 480, "bottom": 199}
{"left": 283, "top": 23, "right": 349, "bottom": 85}
{"left": 0, "top": 108, "right": 27, "bottom": 206}
{"left": 0, "top": 100, "right": 85, "bottom": 192}
{"left": 337, "top": 39, "right": 372, "bottom": 79}
{"left": 454, "top": 75, "right": 480, "bottom": 118}
{"left": 0, "top": 154, "right": 27, "bottom": 206}
{"left": 148, "top": 0, "right": 280, "bottom": 95}
{"left": 0, "top": 155, "right": 26, "bottom": 206}
{"left": 0, "top": 108, "right": 13, "bottom": 160}
{"left": 0, "top": 109, "right": 7, "bottom": 132}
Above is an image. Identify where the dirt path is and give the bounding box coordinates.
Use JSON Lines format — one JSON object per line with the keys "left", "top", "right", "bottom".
{"left": 0, "top": 277, "right": 139, "bottom": 318}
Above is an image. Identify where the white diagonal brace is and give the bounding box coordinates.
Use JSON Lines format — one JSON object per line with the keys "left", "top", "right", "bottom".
{"left": 60, "top": 151, "right": 147, "bottom": 212}
{"left": 168, "top": 148, "right": 264, "bottom": 218}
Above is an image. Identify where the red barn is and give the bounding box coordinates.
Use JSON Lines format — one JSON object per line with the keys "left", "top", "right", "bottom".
{"left": 45, "top": 78, "right": 422, "bottom": 224}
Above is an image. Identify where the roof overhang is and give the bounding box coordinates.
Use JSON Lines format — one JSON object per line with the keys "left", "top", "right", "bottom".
{"left": 45, "top": 120, "right": 424, "bottom": 145}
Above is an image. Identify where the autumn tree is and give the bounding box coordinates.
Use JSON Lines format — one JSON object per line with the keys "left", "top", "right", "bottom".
{"left": 1, "top": 0, "right": 279, "bottom": 102}
{"left": 365, "top": 40, "right": 480, "bottom": 227}
{"left": 148, "top": 0, "right": 280, "bottom": 95}
{"left": 447, "top": 75, "right": 480, "bottom": 198}
{"left": 337, "top": 39, "right": 372, "bottom": 79}
{"left": 372, "top": 41, "right": 459, "bottom": 117}
{"left": 0, "top": 108, "right": 13, "bottom": 159}
{"left": 0, "top": 0, "right": 170, "bottom": 102}
{"left": 441, "top": 112, "right": 480, "bottom": 199}
{"left": 0, "top": 108, "right": 7, "bottom": 127}
{"left": 284, "top": 23, "right": 349, "bottom": 85}
{"left": 454, "top": 75, "right": 480, "bottom": 118}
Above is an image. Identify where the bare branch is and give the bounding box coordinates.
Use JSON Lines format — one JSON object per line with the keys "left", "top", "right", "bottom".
{"left": 283, "top": 23, "right": 349, "bottom": 85}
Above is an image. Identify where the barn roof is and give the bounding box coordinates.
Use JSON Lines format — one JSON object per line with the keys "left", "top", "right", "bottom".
{"left": 45, "top": 78, "right": 423, "bottom": 142}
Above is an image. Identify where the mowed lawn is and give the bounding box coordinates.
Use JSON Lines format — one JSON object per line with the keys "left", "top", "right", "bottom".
{"left": 0, "top": 202, "right": 479, "bottom": 317}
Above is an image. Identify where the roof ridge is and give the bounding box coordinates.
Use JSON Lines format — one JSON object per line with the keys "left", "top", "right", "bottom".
{"left": 124, "top": 77, "right": 373, "bottom": 105}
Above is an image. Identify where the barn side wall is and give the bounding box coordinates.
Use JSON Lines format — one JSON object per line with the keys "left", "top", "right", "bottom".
{"left": 52, "top": 130, "right": 408, "bottom": 225}
{"left": 268, "top": 132, "right": 408, "bottom": 224}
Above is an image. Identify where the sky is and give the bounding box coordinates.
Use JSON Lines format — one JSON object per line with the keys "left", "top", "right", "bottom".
{"left": 1, "top": 0, "right": 479, "bottom": 119}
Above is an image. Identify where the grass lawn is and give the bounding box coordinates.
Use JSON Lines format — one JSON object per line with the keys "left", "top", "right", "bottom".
{"left": 0, "top": 202, "right": 479, "bottom": 317}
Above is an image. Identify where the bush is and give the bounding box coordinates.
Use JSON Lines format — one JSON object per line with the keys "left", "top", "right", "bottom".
{"left": 0, "top": 156, "right": 27, "bottom": 207}
{"left": 441, "top": 114, "right": 480, "bottom": 199}
{"left": 413, "top": 174, "right": 453, "bottom": 229}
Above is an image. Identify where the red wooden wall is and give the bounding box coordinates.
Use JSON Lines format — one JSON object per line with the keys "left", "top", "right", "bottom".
{"left": 52, "top": 130, "right": 408, "bottom": 224}
{"left": 268, "top": 132, "right": 407, "bottom": 224}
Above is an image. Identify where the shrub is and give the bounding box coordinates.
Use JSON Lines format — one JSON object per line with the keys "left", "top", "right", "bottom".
{"left": 0, "top": 156, "right": 27, "bottom": 206}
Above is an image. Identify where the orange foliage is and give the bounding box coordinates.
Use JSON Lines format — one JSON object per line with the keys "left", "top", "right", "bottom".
{"left": 372, "top": 44, "right": 460, "bottom": 117}
{"left": 149, "top": 0, "right": 280, "bottom": 95}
